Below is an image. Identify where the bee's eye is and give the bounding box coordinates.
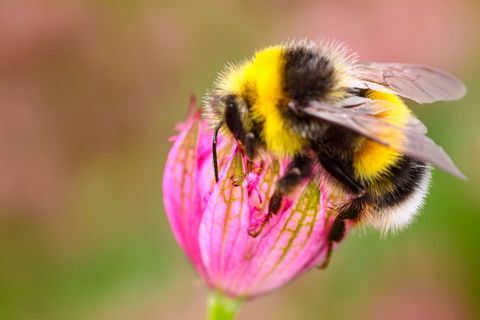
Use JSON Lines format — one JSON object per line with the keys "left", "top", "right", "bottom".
{"left": 224, "top": 94, "right": 246, "bottom": 142}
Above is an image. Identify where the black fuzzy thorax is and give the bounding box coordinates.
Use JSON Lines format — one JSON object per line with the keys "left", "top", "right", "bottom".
{"left": 283, "top": 46, "right": 337, "bottom": 105}
{"left": 280, "top": 46, "right": 339, "bottom": 141}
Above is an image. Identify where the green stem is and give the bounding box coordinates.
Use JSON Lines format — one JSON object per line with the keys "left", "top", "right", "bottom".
{"left": 207, "top": 292, "right": 241, "bottom": 320}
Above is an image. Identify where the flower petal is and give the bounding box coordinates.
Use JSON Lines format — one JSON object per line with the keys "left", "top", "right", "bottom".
{"left": 199, "top": 147, "right": 250, "bottom": 287}
{"left": 230, "top": 180, "right": 329, "bottom": 297}
{"left": 165, "top": 105, "right": 339, "bottom": 298}
{"left": 162, "top": 108, "right": 206, "bottom": 274}
{"left": 199, "top": 149, "right": 331, "bottom": 298}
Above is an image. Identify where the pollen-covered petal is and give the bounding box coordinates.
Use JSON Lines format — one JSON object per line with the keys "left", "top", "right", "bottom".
{"left": 162, "top": 110, "right": 205, "bottom": 274}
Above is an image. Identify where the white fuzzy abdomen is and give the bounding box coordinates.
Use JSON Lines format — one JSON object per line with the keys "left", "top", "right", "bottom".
{"left": 368, "top": 167, "right": 432, "bottom": 235}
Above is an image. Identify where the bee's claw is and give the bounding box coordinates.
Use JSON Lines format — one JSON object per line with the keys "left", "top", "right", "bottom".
{"left": 318, "top": 241, "right": 333, "bottom": 269}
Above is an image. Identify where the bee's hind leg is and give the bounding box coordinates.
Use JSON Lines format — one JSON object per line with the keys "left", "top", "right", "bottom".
{"left": 319, "top": 198, "right": 366, "bottom": 269}
{"left": 316, "top": 158, "right": 368, "bottom": 268}
{"left": 268, "top": 154, "right": 312, "bottom": 214}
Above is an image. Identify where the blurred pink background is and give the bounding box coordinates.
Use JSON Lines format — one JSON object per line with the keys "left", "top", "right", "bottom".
{"left": 0, "top": 1, "right": 479, "bottom": 319}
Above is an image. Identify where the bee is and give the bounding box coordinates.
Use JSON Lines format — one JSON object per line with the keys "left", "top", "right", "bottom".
{"left": 203, "top": 40, "right": 466, "bottom": 267}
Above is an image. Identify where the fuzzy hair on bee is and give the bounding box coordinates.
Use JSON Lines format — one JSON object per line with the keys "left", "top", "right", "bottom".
{"left": 202, "top": 39, "right": 466, "bottom": 268}
{"left": 203, "top": 40, "right": 356, "bottom": 132}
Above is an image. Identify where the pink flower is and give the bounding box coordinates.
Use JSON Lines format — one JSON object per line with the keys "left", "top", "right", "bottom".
{"left": 163, "top": 97, "right": 338, "bottom": 299}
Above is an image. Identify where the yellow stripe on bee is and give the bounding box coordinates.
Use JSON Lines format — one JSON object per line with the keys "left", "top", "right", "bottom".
{"left": 222, "top": 46, "right": 306, "bottom": 156}
{"left": 353, "top": 91, "right": 411, "bottom": 181}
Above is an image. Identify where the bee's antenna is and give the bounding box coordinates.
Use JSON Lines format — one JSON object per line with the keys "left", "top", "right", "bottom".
{"left": 213, "top": 122, "right": 223, "bottom": 182}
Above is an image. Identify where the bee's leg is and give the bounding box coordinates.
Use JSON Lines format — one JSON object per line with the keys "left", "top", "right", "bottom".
{"left": 268, "top": 154, "right": 312, "bottom": 214}
{"left": 249, "top": 155, "right": 311, "bottom": 238}
{"left": 244, "top": 132, "right": 259, "bottom": 174}
{"left": 319, "top": 199, "right": 365, "bottom": 269}
{"left": 244, "top": 132, "right": 257, "bottom": 160}
{"left": 313, "top": 159, "right": 366, "bottom": 268}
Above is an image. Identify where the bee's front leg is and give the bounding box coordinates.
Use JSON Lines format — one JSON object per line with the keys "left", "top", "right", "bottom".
{"left": 243, "top": 132, "right": 262, "bottom": 176}
{"left": 268, "top": 154, "right": 312, "bottom": 214}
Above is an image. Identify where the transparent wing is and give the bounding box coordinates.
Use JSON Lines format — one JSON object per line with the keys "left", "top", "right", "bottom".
{"left": 351, "top": 63, "right": 466, "bottom": 103}
{"left": 407, "top": 116, "right": 428, "bottom": 135}
{"left": 336, "top": 97, "right": 428, "bottom": 134}
{"left": 300, "top": 100, "right": 466, "bottom": 179}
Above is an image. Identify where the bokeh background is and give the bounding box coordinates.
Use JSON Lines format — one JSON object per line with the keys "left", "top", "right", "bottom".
{"left": 1, "top": 0, "right": 479, "bottom": 319}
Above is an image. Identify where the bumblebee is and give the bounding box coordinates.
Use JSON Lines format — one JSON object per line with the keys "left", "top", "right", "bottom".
{"left": 203, "top": 40, "right": 466, "bottom": 267}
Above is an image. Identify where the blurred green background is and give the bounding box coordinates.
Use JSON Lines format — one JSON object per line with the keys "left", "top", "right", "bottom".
{"left": 0, "top": 0, "right": 479, "bottom": 319}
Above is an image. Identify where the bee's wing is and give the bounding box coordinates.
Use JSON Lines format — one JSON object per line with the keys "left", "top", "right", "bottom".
{"left": 337, "top": 97, "right": 428, "bottom": 134}
{"left": 407, "top": 116, "right": 428, "bottom": 135}
{"left": 351, "top": 63, "right": 466, "bottom": 103}
{"left": 301, "top": 100, "right": 466, "bottom": 179}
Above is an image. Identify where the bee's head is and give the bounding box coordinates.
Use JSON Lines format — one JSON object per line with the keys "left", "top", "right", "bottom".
{"left": 204, "top": 91, "right": 251, "bottom": 141}
{"left": 203, "top": 91, "right": 247, "bottom": 131}
{"left": 221, "top": 94, "right": 249, "bottom": 143}
{"left": 208, "top": 93, "right": 253, "bottom": 182}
